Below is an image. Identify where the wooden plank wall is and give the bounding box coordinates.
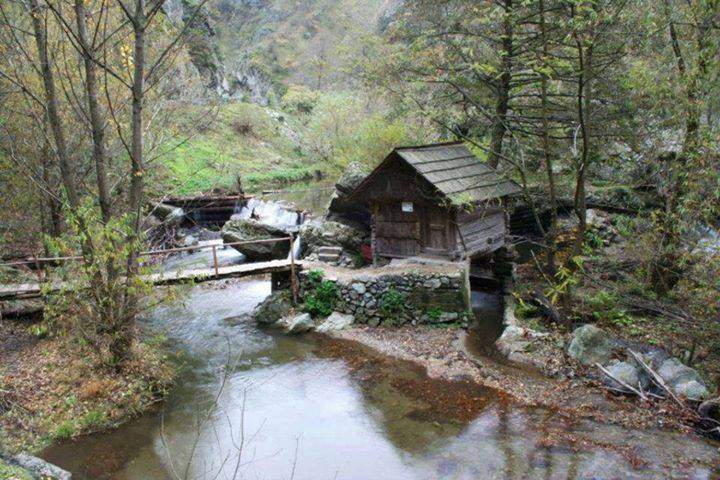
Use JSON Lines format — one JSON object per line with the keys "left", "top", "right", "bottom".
{"left": 373, "top": 201, "right": 420, "bottom": 258}
{"left": 456, "top": 207, "right": 506, "bottom": 256}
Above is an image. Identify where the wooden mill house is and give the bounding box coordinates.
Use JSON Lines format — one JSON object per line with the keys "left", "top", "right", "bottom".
{"left": 346, "top": 142, "right": 520, "bottom": 263}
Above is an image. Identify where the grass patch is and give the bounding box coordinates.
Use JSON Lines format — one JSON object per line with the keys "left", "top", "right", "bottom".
{"left": 154, "top": 101, "right": 325, "bottom": 196}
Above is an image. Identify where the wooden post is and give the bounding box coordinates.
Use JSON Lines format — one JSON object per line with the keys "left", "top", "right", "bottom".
{"left": 212, "top": 244, "right": 219, "bottom": 276}
{"left": 34, "top": 256, "right": 43, "bottom": 283}
{"left": 289, "top": 237, "right": 298, "bottom": 305}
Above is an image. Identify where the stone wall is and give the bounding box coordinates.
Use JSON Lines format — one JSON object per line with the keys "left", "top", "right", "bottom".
{"left": 299, "top": 266, "right": 470, "bottom": 327}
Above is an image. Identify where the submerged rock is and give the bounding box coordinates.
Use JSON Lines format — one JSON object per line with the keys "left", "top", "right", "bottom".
{"left": 251, "top": 291, "right": 292, "bottom": 325}
{"left": 280, "top": 313, "right": 314, "bottom": 334}
{"left": 316, "top": 312, "right": 354, "bottom": 333}
{"left": 221, "top": 218, "right": 290, "bottom": 261}
{"left": 567, "top": 325, "right": 617, "bottom": 366}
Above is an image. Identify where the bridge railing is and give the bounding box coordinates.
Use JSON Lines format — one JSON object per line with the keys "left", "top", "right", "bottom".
{"left": 0, "top": 237, "right": 299, "bottom": 302}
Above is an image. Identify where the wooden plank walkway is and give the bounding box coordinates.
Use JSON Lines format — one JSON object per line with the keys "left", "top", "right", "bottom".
{"left": 0, "top": 259, "right": 297, "bottom": 300}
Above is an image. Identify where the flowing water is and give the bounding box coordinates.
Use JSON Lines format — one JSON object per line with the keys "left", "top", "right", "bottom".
{"left": 40, "top": 185, "right": 720, "bottom": 479}
{"left": 41, "top": 276, "right": 719, "bottom": 480}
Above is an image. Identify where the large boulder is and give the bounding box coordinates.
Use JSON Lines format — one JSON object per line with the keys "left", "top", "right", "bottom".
{"left": 316, "top": 312, "right": 354, "bottom": 333}
{"left": 299, "top": 219, "right": 368, "bottom": 255}
{"left": 602, "top": 361, "right": 648, "bottom": 392}
{"left": 221, "top": 218, "right": 291, "bottom": 261}
{"left": 658, "top": 357, "right": 710, "bottom": 400}
{"left": 567, "top": 325, "right": 617, "bottom": 367}
{"left": 335, "top": 162, "right": 368, "bottom": 196}
{"left": 326, "top": 163, "right": 371, "bottom": 227}
{"left": 279, "top": 312, "right": 314, "bottom": 334}
{"left": 250, "top": 291, "right": 293, "bottom": 325}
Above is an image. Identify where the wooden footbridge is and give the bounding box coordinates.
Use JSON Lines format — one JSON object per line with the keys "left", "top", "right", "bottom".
{"left": 0, "top": 238, "right": 300, "bottom": 301}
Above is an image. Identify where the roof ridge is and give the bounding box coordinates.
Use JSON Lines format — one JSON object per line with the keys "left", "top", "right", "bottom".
{"left": 394, "top": 140, "right": 464, "bottom": 151}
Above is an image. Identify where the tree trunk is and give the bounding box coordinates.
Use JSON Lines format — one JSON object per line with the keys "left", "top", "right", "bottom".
{"left": 488, "top": 0, "right": 513, "bottom": 169}
{"left": 539, "top": 0, "right": 557, "bottom": 276}
{"left": 74, "top": 0, "right": 112, "bottom": 223}
{"left": 27, "top": 0, "right": 79, "bottom": 211}
{"left": 572, "top": 15, "right": 593, "bottom": 257}
{"left": 115, "top": 0, "right": 147, "bottom": 368}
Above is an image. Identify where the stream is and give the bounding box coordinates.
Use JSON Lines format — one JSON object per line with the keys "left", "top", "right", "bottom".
{"left": 40, "top": 184, "right": 720, "bottom": 479}
{"left": 40, "top": 277, "right": 719, "bottom": 480}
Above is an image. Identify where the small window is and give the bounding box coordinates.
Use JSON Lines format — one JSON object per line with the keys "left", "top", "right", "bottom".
{"left": 401, "top": 202, "right": 414, "bottom": 213}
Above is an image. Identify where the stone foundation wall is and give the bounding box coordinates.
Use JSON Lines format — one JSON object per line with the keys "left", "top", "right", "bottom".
{"left": 299, "top": 267, "right": 470, "bottom": 327}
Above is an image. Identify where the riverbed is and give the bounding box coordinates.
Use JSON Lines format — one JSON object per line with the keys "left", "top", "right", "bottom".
{"left": 40, "top": 277, "right": 719, "bottom": 480}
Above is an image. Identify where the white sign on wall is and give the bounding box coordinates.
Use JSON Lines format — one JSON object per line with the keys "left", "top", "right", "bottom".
{"left": 401, "top": 202, "right": 414, "bottom": 213}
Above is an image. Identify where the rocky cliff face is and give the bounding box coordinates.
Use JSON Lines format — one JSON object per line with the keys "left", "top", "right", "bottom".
{"left": 163, "top": 0, "right": 404, "bottom": 103}
{"left": 162, "top": 0, "right": 275, "bottom": 103}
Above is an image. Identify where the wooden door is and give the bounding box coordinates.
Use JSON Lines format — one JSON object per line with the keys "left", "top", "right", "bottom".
{"left": 374, "top": 201, "right": 420, "bottom": 257}
{"left": 422, "top": 206, "right": 449, "bottom": 255}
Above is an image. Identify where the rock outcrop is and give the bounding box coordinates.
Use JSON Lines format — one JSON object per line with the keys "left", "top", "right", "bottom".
{"left": 496, "top": 326, "right": 553, "bottom": 371}
{"left": 325, "top": 163, "right": 371, "bottom": 228}
{"left": 221, "top": 218, "right": 290, "bottom": 261}
{"left": 299, "top": 219, "right": 367, "bottom": 255}
{"left": 603, "top": 360, "right": 649, "bottom": 391}
{"left": 334, "top": 162, "right": 367, "bottom": 196}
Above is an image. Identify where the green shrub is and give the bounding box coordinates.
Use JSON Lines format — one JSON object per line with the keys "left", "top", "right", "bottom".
{"left": 427, "top": 306, "right": 444, "bottom": 321}
{"left": 515, "top": 298, "right": 539, "bottom": 319}
{"left": 587, "top": 290, "right": 618, "bottom": 311}
{"left": 306, "top": 269, "right": 324, "bottom": 283}
{"left": 305, "top": 280, "right": 338, "bottom": 318}
{"left": 380, "top": 289, "right": 405, "bottom": 314}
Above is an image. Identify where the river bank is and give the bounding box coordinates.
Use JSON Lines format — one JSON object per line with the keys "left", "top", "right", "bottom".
{"left": 321, "top": 325, "right": 720, "bottom": 476}
{"left": 329, "top": 324, "right": 719, "bottom": 441}
{"left": 0, "top": 318, "right": 174, "bottom": 454}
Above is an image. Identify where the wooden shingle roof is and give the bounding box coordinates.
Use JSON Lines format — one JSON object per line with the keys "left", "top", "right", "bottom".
{"left": 392, "top": 142, "right": 520, "bottom": 204}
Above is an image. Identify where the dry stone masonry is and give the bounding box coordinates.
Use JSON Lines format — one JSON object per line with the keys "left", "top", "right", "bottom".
{"left": 300, "top": 267, "right": 470, "bottom": 327}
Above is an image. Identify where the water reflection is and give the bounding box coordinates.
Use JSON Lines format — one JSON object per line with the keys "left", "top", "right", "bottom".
{"left": 41, "top": 278, "right": 719, "bottom": 480}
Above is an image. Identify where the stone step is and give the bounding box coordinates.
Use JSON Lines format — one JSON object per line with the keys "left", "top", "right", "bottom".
{"left": 318, "top": 253, "right": 341, "bottom": 262}
{"left": 318, "top": 246, "right": 343, "bottom": 254}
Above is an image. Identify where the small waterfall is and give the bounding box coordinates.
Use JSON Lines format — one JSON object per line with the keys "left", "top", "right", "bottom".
{"left": 288, "top": 235, "right": 302, "bottom": 260}
{"left": 233, "top": 199, "right": 243, "bottom": 215}
{"left": 234, "top": 198, "right": 302, "bottom": 231}
{"left": 232, "top": 197, "right": 307, "bottom": 260}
